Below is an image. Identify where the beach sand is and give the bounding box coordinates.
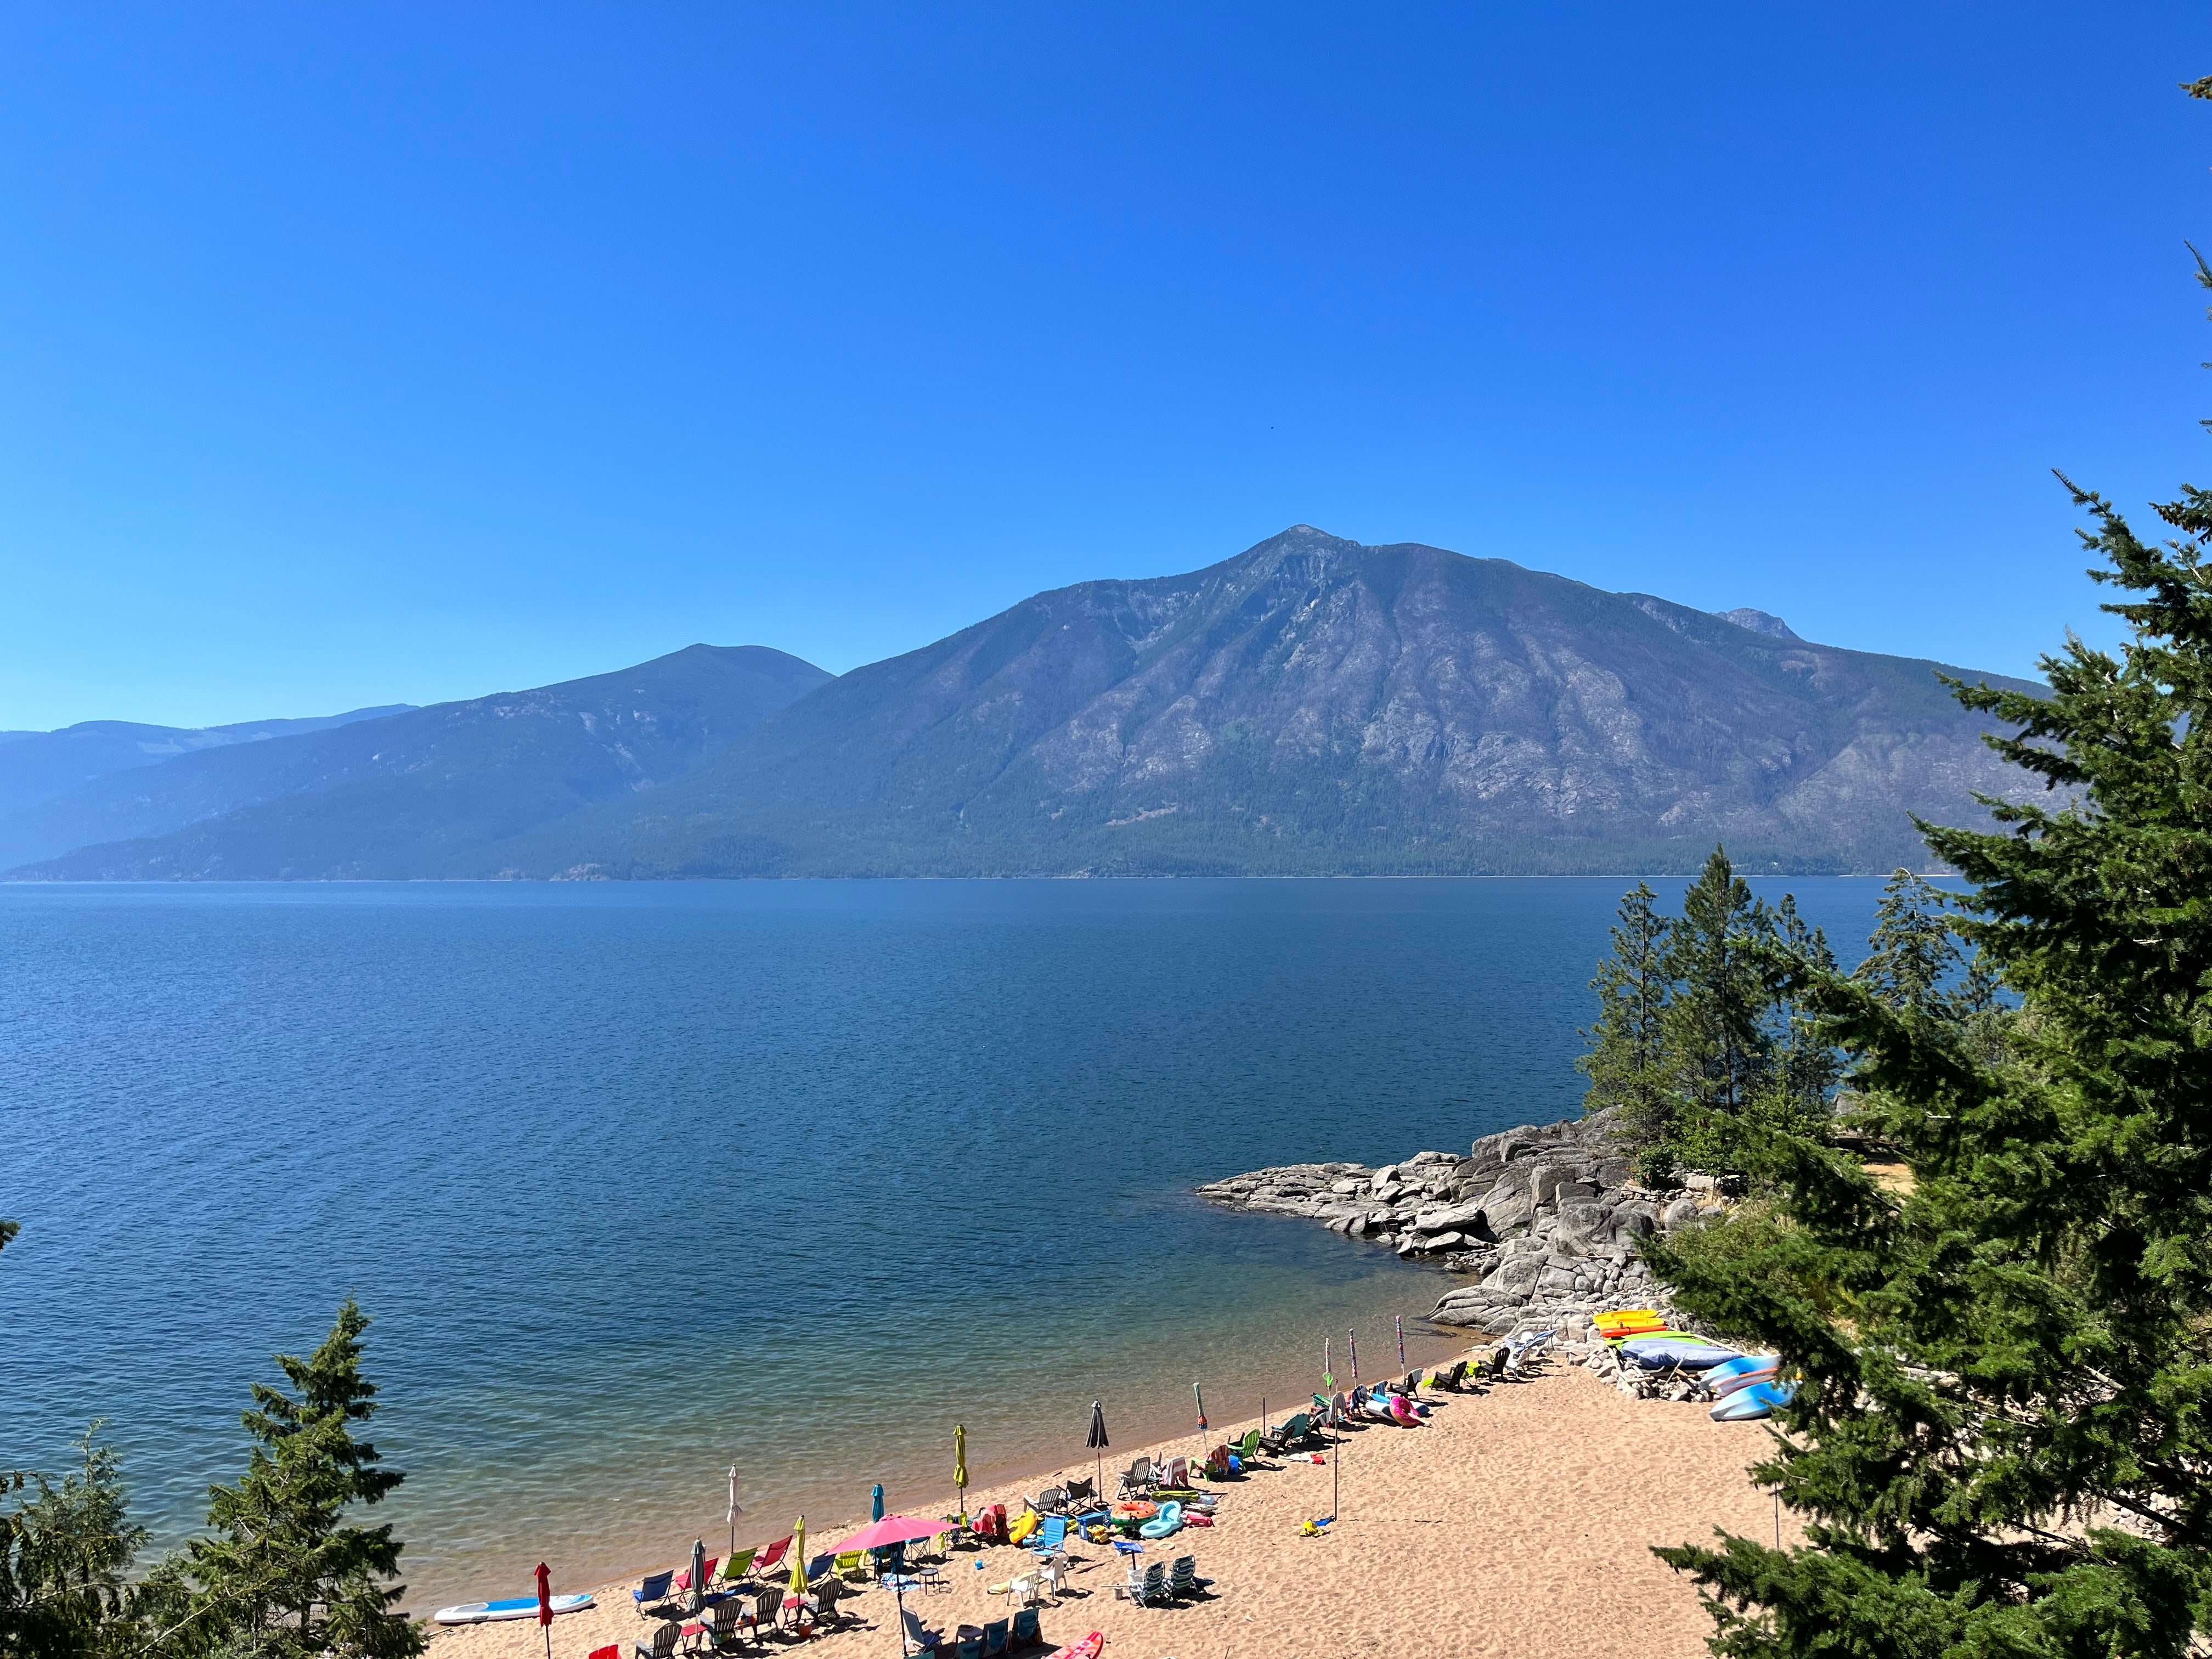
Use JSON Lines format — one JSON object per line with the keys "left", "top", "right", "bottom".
{"left": 428, "top": 1353, "right": 1785, "bottom": 1659}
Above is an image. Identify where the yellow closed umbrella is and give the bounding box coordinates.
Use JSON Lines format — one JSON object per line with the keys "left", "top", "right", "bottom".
{"left": 788, "top": 1515, "right": 808, "bottom": 1601}
{"left": 953, "top": 1425, "right": 968, "bottom": 1525}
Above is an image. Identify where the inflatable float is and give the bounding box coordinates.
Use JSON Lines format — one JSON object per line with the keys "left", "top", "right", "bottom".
{"left": 1138, "top": 1501, "right": 1183, "bottom": 1540}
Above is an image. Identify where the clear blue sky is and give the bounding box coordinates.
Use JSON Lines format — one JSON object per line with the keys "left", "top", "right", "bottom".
{"left": 3, "top": 3, "right": 2207, "bottom": 730}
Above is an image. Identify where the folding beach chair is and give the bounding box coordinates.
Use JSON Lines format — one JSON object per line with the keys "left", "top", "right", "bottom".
{"left": 1010, "top": 1607, "right": 1042, "bottom": 1648}
{"left": 752, "top": 1535, "right": 794, "bottom": 1578}
{"left": 981, "top": 1617, "right": 1011, "bottom": 1658}
{"left": 1167, "top": 1555, "right": 1201, "bottom": 1599}
{"left": 634, "top": 1622, "right": 681, "bottom": 1659}
{"left": 1116, "top": 1457, "right": 1154, "bottom": 1497}
{"left": 1131, "top": 1562, "right": 1167, "bottom": 1606}
{"left": 633, "top": 1572, "right": 676, "bottom": 1618}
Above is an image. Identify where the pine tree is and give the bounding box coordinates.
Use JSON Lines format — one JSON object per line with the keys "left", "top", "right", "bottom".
{"left": 171, "top": 1301, "right": 423, "bottom": 1659}
{"left": 0, "top": 1431, "right": 147, "bottom": 1659}
{"left": 1643, "top": 291, "right": 2212, "bottom": 1652}
{"left": 1577, "top": 881, "right": 1678, "bottom": 1159}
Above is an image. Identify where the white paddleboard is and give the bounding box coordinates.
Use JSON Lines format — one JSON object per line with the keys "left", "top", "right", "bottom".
{"left": 433, "top": 1593, "right": 595, "bottom": 1625}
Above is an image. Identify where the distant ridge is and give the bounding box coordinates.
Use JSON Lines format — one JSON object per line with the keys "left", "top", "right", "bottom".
{"left": 1, "top": 647, "right": 827, "bottom": 877}
{"left": 458, "top": 526, "right": 2044, "bottom": 879}
{"left": 0, "top": 706, "right": 413, "bottom": 819}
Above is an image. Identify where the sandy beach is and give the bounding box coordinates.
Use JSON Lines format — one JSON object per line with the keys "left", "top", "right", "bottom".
{"left": 428, "top": 1352, "right": 1786, "bottom": 1659}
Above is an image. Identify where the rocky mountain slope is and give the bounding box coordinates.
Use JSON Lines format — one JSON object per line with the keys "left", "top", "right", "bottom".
{"left": 5, "top": 646, "right": 828, "bottom": 878}
{"left": 477, "top": 526, "right": 2045, "bottom": 878}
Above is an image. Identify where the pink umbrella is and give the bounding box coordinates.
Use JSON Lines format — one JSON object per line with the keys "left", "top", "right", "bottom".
{"left": 832, "top": 1514, "right": 951, "bottom": 1554}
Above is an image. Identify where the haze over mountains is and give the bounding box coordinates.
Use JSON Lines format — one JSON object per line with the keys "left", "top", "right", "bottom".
{"left": 7, "top": 528, "right": 2046, "bottom": 881}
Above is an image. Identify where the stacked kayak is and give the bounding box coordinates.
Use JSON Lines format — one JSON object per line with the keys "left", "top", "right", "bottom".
{"left": 1705, "top": 1353, "right": 1781, "bottom": 1397}
{"left": 1711, "top": 1380, "right": 1795, "bottom": 1421}
{"left": 1593, "top": 1308, "right": 1670, "bottom": 1340}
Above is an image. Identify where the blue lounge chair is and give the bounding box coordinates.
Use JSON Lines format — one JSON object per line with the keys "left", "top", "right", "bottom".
{"left": 633, "top": 1571, "right": 675, "bottom": 1618}
{"left": 1028, "top": 1515, "right": 1068, "bottom": 1555}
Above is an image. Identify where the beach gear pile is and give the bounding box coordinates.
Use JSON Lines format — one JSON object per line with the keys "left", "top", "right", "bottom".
{"left": 1585, "top": 1308, "right": 1795, "bottom": 1417}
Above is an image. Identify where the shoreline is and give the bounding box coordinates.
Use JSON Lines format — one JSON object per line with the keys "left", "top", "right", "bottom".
{"left": 428, "top": 1350, "right": 1789, "bottom": 1659}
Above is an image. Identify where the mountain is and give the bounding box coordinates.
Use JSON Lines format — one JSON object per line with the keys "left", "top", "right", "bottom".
{"left": 0, "top": 706, "right": 413, "bottom": 819}
{"left": 446, "top": 526, "right": 2047, "bottom": 879}
{"left": 1, "top": 646, "right": 828, "bottom": 877}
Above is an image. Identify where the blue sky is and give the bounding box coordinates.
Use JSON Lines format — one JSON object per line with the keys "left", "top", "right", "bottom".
{"left": 3, "top": 2, "right": 2207, "bottom": 729}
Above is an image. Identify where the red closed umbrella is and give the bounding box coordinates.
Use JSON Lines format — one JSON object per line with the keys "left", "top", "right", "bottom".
{"left": 534, "top": 1563, "right": 554, "bottom": 1659}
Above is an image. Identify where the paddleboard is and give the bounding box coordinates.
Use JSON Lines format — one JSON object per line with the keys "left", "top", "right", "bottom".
{"left": 1622, "top": 1338, "right": 1742, "bottom": 1370}
{"left": 432, "top": 1593, "right": 594, "bottom": 1626}
{"left": 1046, "top": 1632, "right": 1105, "bottom": 1659}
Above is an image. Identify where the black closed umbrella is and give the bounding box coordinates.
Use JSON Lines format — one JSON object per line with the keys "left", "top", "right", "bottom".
{"left": 1086, "top": 1401, "right": 1109, "bottom": 1504}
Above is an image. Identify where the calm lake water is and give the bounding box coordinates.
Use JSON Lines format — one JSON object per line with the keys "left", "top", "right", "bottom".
{"left": 0, "top": 877, "right": 1889, "bottom": 1608}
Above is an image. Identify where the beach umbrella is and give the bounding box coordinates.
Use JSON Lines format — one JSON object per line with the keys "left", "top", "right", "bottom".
{"left": 533, "top": 1562, "right": 553, "bottom": 1659}
{"left": 872, "top": 1483, "right": 885, "bottom": 1521}
{"left": 690, "top": 1537, "right": 706, "bottom": 1615}
{"left": 1323, "top": 1337, "right": 1334, "bottom": 1390}
{"left": 1349, "top": 1327, "right": 1360, "bottom": 1383}
{"left": 1396, "top": 1314, "right": 1407, "bottom": 1372}
{"left": 832, "top": 1515, "right": 949, "bottom": 1553}
{"left": 953, "top": 1426, "right": 969, "bottom": 1524}
{"left": 1086, "top": 1401, "right": 1109, "bottom": 1502}
{"left": 726, "top": 1465, "right": 741, "bottom": 1564}
{"left": 787, "top": 1516, "right": 809, "bottom": 1612}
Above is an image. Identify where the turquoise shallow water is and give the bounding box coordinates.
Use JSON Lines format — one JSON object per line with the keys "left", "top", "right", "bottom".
{"left": 0, "top": 877, "right": 1886, "bottom": 1608}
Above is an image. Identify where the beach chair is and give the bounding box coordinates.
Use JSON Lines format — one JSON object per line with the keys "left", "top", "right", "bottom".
{"left": 1034, "top": 1485, "right": 1067, "bottom": 1513}
{"left": 1028, "top": 1515, "right": 1068, "bottom": 1555}
{"left": 671, "top": 1558, "right": 718, "bottom": 1598}
{"left": 1116, "top": 1456, "right": 1154, "bottom": 1497}
{"left": 1158, "top": 1455, "right": 1190, "bottom": 1490}
{"left": 1062, "top": 1476, "right": 1096, "bottom": 1508}
{"left": 834, "top": 1550, "right": 868, "bottom": 1581}
{"left": 1036, "top": 1554, "right": 1069, "bottom": 1600}
{"left": 1230, "top": 1427, "right": 1262, "bottom": 1466}
{"left": 591, "top": 1647, "right": 621, "bottom": 1659}
{"left": 697, "top": 1600, "right": 744, "bottom": 1654}
{"left": 809, "top": 1575, "right": 853, "bottom": 1629}
{"left": 753, "top": 1534, "right": 793, "bottom": 1578}
{"left": 1170, "top": 1554, "right": 1203, "bottom": 1599}
{"left": 952, "top": 1638, "right": 983, "bottom": 1659}
{"left": 634, "top": 1571, "right": 676, "bottom": 1618}
{"left": 1260, "top": 1411, "right": 1311, "bottom": 1453}
{"left": 635, "top": 1622, "right": 681, "bottom": 1659}
{"left": 1132, "top": 1562, "right": 1167, "bottom": 1607}
{"left": 736, "top": 1587, "right": 779, "bottom": 1643}
{"left": 1010, "top": 1607, "right": 1041, "bottom": 1649}
{"left": 981, "top": 1618, "right": 1011, "bottom": 1658}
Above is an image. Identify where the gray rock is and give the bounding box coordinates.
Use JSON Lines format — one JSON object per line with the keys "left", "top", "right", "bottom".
{"left": 1532, "top": 1162, "right": 1578, "bottom": 1207}
{"left": 1483, "top": 1256, "right": 1545, "bottom": 1295}
{"left": 1610, "top": 1203, "right": 1659, "bottom": 1242}
{"left": 1480, "top": 1188, "right": 1536, "bottom": 1237}
{"left": 1331, "top": 1177, "right": 1368, "bottom": 1195}
{"left": 1662, "top": 1195, "right": 1703, "bottom": 1231}
{"left": 1412, "top": 1198, "right": 1489, "bottom": 1234}
{"left": 1551, "top": 1198, "right": 1613, "bottom": 1254}
{"left": 1553, "top": 1181, "right": 1600, "bottom": 1202}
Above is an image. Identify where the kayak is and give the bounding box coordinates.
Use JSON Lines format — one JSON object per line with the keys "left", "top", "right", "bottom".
{"left": 1712, "top": 1381, "right": 1796, "bottom": 1421}
{"left": 1593, "top": 1308, "right": 1663, "bottom": 1330}
{"left": 1706, "top": 1355, "right": 1781, "bottom": 1397}
{"left": 432, "top": 1594, "right": 594, "bottom": 1625}
{"left": 1621, "top": 1338, "right": 1742, "bottom": 1370}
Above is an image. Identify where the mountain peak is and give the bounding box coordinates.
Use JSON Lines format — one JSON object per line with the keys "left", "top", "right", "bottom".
{"left": 1712, "top": 607, "right": 1801, "bottom": 641}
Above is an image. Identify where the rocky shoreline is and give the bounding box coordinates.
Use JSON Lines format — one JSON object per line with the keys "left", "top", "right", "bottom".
{"left": 1196, "top": 1109, "right": 1729, "bottom": 1343}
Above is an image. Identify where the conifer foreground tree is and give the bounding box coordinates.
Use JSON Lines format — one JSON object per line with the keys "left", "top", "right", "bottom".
{"left": 157, "top": 1300, "right": 424, "bottom": 1659}
{"left": 1578, "top": 881, "right": 1675, "bottom": 1165}
{"left": 1645, "top": 268, "right": 2212, "bottom": 1651}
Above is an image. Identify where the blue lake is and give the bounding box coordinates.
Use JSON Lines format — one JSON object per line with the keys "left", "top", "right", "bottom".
{"left": 0, "top": 877, "right": 1891, "bottom": 1607}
